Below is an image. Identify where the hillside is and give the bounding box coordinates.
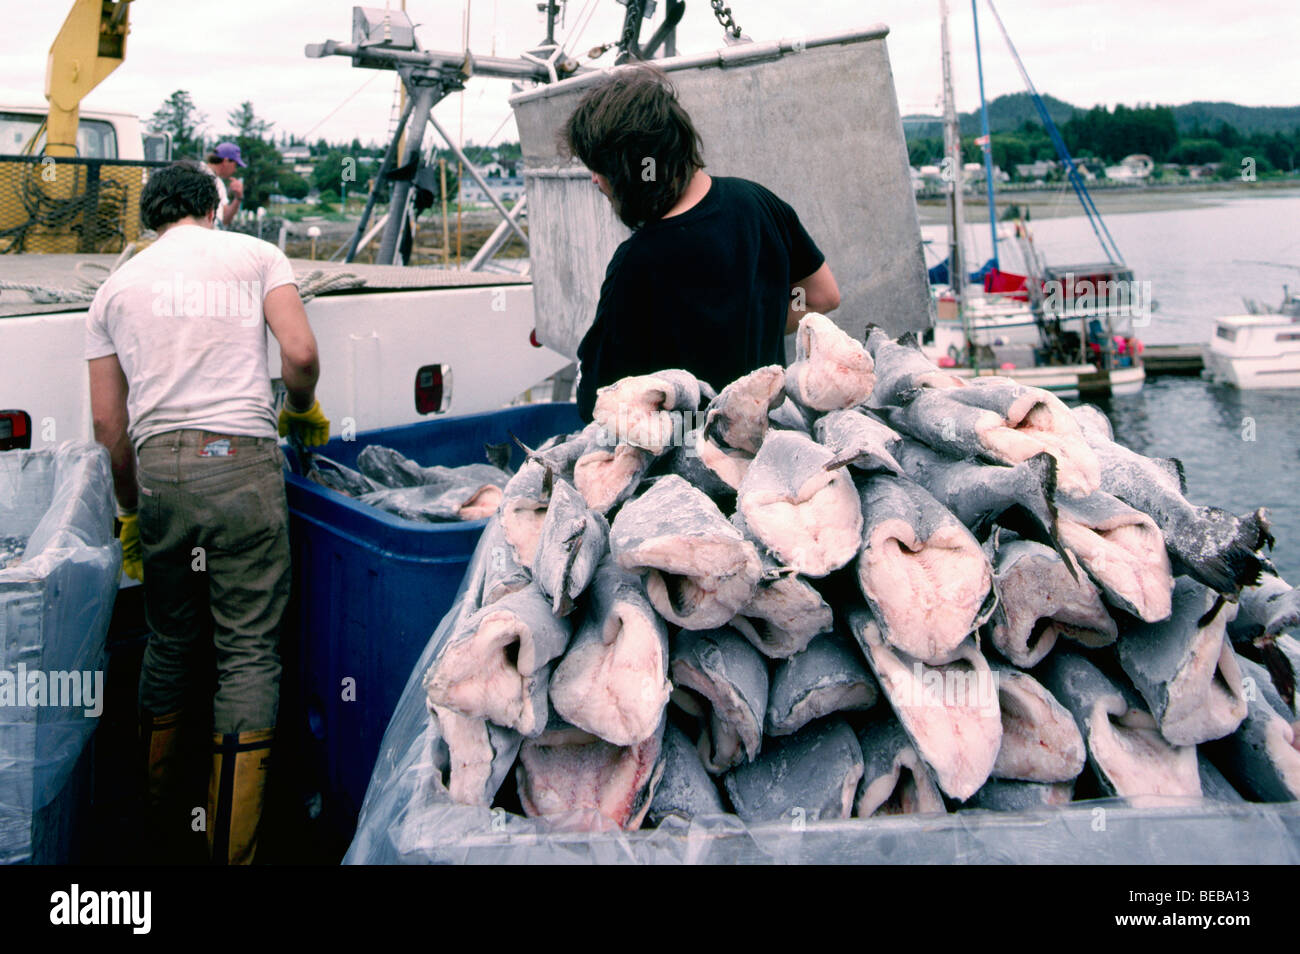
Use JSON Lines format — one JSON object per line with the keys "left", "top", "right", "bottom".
{"left": 904, "top": 93, "right": 1300, "bottom": 141}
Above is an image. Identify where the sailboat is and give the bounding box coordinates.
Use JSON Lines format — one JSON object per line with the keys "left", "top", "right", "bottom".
{"left": 920, "top": 0, "right": 1146, "bottom": 398}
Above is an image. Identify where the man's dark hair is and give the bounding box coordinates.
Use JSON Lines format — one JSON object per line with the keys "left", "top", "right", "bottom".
{"left": 562, "top": 65, "right": 704, "bottom": 229}
{"left": 140, "top": 161, "right": 219, "bottom": 231}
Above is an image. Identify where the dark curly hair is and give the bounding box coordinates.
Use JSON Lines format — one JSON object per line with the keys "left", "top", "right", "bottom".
{"left": 562, "top": 65, "right": 704, "bottom": 229}
{"left": 140, "top": 161, "right": 220, "bottom": 231}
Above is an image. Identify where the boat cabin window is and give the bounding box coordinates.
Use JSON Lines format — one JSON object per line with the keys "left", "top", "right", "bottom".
{"left": 1278, "top": 332, "right": 1300, "bottom": 342}
{"left": 1215, "top": 325, "right": 1237, "bottom": 341}
{"left": 0, "top": 112, "right": 118, "bottom": 159}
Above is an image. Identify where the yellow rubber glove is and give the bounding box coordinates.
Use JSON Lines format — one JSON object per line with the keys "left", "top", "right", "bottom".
{"left": 118, "top": 513, "right": 143, "bottom": 582}
{"left": 278, "top": 399, "right": 330, "bottom": 447}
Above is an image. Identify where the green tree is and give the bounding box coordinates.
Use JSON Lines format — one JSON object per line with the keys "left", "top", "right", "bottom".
{"left": 149, "top": 90, "right": 206, "bottom": 159}
{"left": 232, "top": 136, "right": 283, "bottom": 212}
{"left": 312, "top": 150, "right": 348, "bottom": 194}
{"left": 228, "top": 101, "right": 273, "bottom": 139}
{"left": 278, "top": 171, "right": 310, "bottom": 200}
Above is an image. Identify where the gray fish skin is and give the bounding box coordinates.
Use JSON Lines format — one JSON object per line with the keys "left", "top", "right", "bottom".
{"left": 703, "top": 365, "right": 786, "bottom": 455}
{"left": 428, "top": 705, "right": 523, "bottom": 807}
{"left": 593, "top": 369, "right": 702, "bottom": 455}
{"left": 864, "top": 326, "right": 964, "bottom": 408}
{"left": 1198, "top": 752, "right": 1245, "bottom": 804}
{"left": 669, "top": 429, "right": 751, "bottom": 499}
{"left": 1228, "top": 572, "right": 1300, "bottom": 644}
{"left": 1203, "top": 656, "right": 1300, "bottom": 802}
{"left": 847, "top": 606, "right": 1002, "bottom": 801}
{"left": 768, "top": 397, "right": 815, "bottom": 434}
{"left": 1072, "top": 404, "right": 1273, "bottom": 596}
{"left": 424, "top": 583, "right": 572, "bottom": 737}
{"left": 723, "top": 718, "right": 864, "bottom": 824}
{"left": 670, "top": 627, "right": 770, "bottom": 773}
{"left": 516, "top": 714, "right": 666, "bottom": 831}
{"left": 358, "top": 481, "right": 503, "bottom": 522}
{"left": 784, "top": 313, "right": 876, "bottom": 412}
{"left": 987, "top": 660, "right": 1086, "bottom": 783}
{"left": 357, "top": 445, "right": 509, "bottom": 492}
{"left": 988, "top": 538, "right": 1116, "bottom": 668}
{"left": 501, "top": 459, "right": 552, "bottom": 569}
{"left": 855, "top": 474, "right": 994, "bottom": 664}
{"left": 732, "top": 549, "right": 834, "bottom": 659}
{"left": 646, "top": 722, "right": 726, "bottom": 825}
{"left": 1055, "top": 491, "right": 1174, "bottom": 623}
{"left": 736, "top": 431, "right": 863, "bottom": 578}
{"left": 814, "top": 408, "right": 905, "bottom": 475}
{"left": 765, "top": 632, "right": 879, "bottom": 736}
{"left": 480, "top": 519, "right": 531, "bottom": 606}
{"left": 308, "top": 456, "right": 381, "bottom": 497}
{"left": 963, "top": 778, "right": 1074, "bottom": 812}
{"left": 610, "top": 475, "right": 761, "bottom": 630}
{"left": 532, "top": 479, "right": 609, "bottom": 617}
{"left": 1117, "top": 577, "right": 1248, "bottom": 746}
{"left": 549, "top": 562, "right": 671, "bottom": 746}
{"left": 896, "top": 439, "right": 1063, "bottom": 553}
{"left": 853, "top": 714, "right": 947, "bottom": 816}
{"left": 1035, "top": 650, "right": 1201, "bottom": 802}
{"left": 881, "top": 380, "right": 1100, "bottom": 497}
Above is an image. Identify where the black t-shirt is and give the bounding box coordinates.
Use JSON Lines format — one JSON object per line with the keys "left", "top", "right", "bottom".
{"left": 575, "top": 175, "right": 825, "bottom": 421}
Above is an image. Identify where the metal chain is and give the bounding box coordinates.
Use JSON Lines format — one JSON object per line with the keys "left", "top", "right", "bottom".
{"left": 617, "top": 0, "right": 644, "bottom": 57}
{"left": 710, "top": 0, "right": 743, "bottom": 41}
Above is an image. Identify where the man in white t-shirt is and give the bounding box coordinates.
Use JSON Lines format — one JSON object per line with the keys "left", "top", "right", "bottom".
{"left": 204, "top": 142, "right": 246, "bottom": 228}
{"left": 86, "top": 160, "right": 330, "bottom": 864}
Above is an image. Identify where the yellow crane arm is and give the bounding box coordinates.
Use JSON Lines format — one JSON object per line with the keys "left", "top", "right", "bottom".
{"left": 44, "top": 0, "right": 131, "bottom": 157}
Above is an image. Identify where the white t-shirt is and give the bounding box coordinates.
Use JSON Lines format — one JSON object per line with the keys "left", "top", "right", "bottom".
{"left": 84, "top": 224, "right": 297, "bottom": 450}
{"left": 202, "top": 163, "right": 231, "bottom": 229}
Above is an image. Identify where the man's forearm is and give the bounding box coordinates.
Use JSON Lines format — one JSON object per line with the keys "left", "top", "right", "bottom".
{"left": 101, "top": 428, "right": 137, "bottom": 512}
{"left": 222, "top": 198, "right": 240, "bottom": 226}
{"left": 282, "top": 361, "right": 319, "bottom": 412}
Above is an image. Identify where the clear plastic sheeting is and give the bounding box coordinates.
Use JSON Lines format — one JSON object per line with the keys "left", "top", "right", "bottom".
{"left": 346, "top": 517, "right": 1300, "bottom": 865}
{"left": 0, "top": 442, "right": 121, "bottom": 865}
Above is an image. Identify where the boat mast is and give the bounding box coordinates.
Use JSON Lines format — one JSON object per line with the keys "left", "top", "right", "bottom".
{"left": 971, "top": 0, "right": 998, "bottom": 271}
{"left": 939, "top": 0, "right": 967, "bottom": 315}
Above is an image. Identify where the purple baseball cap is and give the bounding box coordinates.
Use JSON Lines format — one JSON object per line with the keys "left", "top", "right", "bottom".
{"left": 214, "top": 142, "right": 246, "bottom": 167}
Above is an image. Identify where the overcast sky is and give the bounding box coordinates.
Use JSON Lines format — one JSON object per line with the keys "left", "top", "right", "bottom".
{"left": 2, "top": 0, "right": 1296, "bottom": 152}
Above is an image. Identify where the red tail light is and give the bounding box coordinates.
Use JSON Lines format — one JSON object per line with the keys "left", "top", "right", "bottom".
{"left": 0, "top": 411, "right": 31, "bottom": 451}
{"left": 414, "top": 365, "right": 452, "bottom": 415}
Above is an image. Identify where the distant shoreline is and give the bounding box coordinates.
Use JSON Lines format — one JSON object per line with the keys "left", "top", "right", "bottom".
{"left": 915, "top": 179, "right": 1300, "bottom": 224}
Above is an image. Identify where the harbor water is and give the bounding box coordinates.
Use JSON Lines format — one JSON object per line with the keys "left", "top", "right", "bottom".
{"left": 922, "top": 190, "right": 1300, "bottom": 582}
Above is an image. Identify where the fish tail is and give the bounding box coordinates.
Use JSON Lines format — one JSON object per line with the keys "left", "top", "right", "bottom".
{"left": 1020, "top": 452, "right": 1075, "bottom": 580}
{"left": 1189, "top": 506, "right": 1273, "bottom": 594}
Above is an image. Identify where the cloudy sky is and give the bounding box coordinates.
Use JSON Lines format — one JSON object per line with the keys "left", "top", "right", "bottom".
{"left": 2, "top": 0, "right": 1296, "bottom": 152}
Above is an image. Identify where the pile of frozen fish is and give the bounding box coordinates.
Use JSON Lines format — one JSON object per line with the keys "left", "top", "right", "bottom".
{"left": 305, "top": 445, "right": 511, "bottom": 522}
{"left": 419, "top": 313, "right": 1299, "bottom": 832}
{"left": 0, "top": 535, "right": 26, "bottom": 570}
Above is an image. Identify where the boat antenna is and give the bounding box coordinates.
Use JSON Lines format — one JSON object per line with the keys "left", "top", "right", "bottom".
{"left": 983, "top": 0, "right": 1125, "bottom": 267}
{"left": 971, "top": 0, "right": 999, "bottom": 272}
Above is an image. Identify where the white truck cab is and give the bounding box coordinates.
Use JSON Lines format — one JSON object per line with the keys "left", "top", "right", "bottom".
{"left": 0, "top": 99, "right": 169, "bottom": 160}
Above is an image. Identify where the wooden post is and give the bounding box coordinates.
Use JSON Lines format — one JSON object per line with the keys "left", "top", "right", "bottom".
{"left": 440, "top": 158, "right": 450, "bottom": 265}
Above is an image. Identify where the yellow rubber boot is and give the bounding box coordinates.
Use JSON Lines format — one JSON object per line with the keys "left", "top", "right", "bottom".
{"left": 141, "top": 709, "right": 185, "bottom": 861}
{"left": 207, "top": 729, "right": 274, "bottom": 865}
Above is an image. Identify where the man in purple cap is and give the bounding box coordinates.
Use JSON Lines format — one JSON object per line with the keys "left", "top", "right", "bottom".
{"left": 204, "top": 142, "right": 246, "bottom": 228}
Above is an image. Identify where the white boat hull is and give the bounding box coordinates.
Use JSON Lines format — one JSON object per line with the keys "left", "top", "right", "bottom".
{"left": 0, "top": 281, "right": 571, "bottom": 448}
{"left": 1205, "top": 314, "right": 1300, "bottom": 389}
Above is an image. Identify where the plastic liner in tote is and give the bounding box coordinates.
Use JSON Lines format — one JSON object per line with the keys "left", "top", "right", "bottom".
{"left": 343, "top": 515, "right": 1300, "bottom": 864}
{"left": 0, "top": 442, "right": 122, "bottom": 864}
{"left": 343, "top": 320, "right": 1299, "bottom": 863}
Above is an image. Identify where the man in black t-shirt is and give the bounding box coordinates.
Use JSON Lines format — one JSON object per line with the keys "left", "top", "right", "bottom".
{"left": 563, "top": 66, "right": 840, "bottom": 421}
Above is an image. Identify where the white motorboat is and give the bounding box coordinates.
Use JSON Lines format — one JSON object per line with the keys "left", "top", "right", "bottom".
{"left": 1205, "top": 288, "right": 1300, "bottom": 389}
